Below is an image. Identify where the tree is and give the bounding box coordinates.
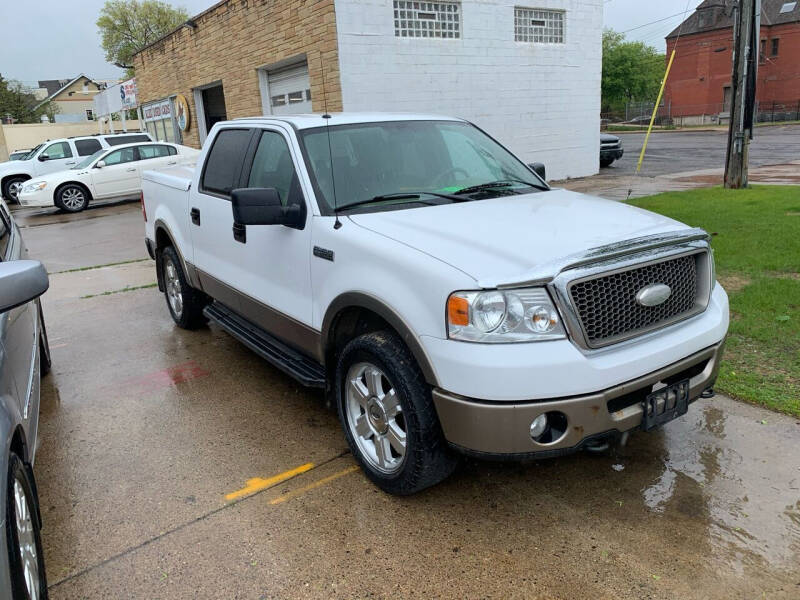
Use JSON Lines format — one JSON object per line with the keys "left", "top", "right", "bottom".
{"left": 602, "top": 29, "right": 666, "bottom": 114}
{"left": 97, "top": 0, "right": 189, "bottom": 73}
{"left": 0, "top": 75, "right": 59, "bottom": 124}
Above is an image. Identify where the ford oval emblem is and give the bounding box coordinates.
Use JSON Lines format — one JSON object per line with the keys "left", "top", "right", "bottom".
{"left": 635, "top": 283, "right": 672, "bottom": 307}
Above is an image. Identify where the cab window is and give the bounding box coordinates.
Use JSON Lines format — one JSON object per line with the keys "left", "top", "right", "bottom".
{"left": 246, "top": 131, "right": 303, "bottom": 207}
{"left": 75, "top": 138, "right": 103, "bottom": 156}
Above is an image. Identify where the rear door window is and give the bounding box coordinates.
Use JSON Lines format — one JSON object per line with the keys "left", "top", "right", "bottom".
{"left": 200, "top": 129, "right": 252, "bottom": 197}
{"left": 138, "top": 144, "right": 171, "bottom": 159}
{"left": 75, "top": 138, "right": 103, "bottom": 156}
{"left": 103, "top": 147, "right": 138, "bottom": 165}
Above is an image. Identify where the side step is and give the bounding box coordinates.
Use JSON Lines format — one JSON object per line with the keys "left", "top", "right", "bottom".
{"left": 204, "top": 302, "right": 326, "bottom": 388}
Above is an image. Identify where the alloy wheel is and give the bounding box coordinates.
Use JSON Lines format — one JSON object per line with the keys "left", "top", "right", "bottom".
{"left": 61, "top": 187, "right": 85, "bottom": 211}
{"left": 345, "top": 362, "right": 407, "bottom": 474}
{"left": 9, "top": 181, "right": 23, "bottom": 202}
{"left": 164, "top": 259, "right": 184, "bottom": 317}
{"left": 14, "top": 478, "right": 40, "bottom": 600}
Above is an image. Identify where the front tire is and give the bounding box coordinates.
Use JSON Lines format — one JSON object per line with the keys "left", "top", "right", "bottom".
{"left": 2, "top": 177, "right": 27, "bottom": 204}
{"left": 336, "top": 331, "right": 458, "bottom": 495}
{"left": 54, "top": 184, "right": 89, "bottom": 213}
{"left": 600, "top": 158, "right": 614, "bottom": 168}
{"left": 160, "top": 246, "right": 208, "bottom": 329}
{"left": 6, "top": 453, "right": 48, "bottom": 600}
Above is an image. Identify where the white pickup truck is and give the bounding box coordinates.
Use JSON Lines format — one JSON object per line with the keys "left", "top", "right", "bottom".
{"left": 142, "top": 113, "right": 729, "bottom": 495}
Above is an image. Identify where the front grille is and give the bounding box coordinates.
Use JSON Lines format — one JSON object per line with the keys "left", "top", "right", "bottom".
{"left": 569, "top": 253, "right": 701, "bottom": 348}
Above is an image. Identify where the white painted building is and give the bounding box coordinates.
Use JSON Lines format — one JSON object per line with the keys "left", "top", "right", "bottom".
{"left": 134, "top": 0, "right": 603, "bottom": 180}
{"left": 335, "top": 1, "right": 603, "bottom": 180}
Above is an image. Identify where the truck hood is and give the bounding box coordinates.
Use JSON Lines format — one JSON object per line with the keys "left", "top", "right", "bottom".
{"left": 347, "top": 188, "right": 689, "bottom": 287}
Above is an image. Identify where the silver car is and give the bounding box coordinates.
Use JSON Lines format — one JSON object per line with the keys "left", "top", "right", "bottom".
{"left": 0, "top": 198, "right": 50, "bottom": 599}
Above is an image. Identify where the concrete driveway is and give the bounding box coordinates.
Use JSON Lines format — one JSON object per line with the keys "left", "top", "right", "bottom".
{"left": 12, "top": 202, "right": 800, "bottom": 599}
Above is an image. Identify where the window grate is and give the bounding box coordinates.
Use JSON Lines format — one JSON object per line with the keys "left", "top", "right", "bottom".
{"left": 394, "top": 1, "right": 461, "bottom": 38}
{"left": 515, "top": 7, "right": 565, "bottom": 43}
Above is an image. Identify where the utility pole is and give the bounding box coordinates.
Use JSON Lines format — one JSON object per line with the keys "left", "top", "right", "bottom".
{"left": 724, "top": 0, "right": 760, "bottom": 188}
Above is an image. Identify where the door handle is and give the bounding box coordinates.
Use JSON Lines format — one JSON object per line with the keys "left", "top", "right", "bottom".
{"left": 65, "top": 162, "right": 76, "bottom": 165}
{"left": 126, "top": 168, "right": 137, "bottom": 172}
{"left": 190, "top": 207, "right": 201, "bottom": 226}
{"left": 167, "top": 161, "right": 177, "bottom": 165}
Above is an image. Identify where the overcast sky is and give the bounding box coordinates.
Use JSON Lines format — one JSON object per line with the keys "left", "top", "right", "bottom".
{"left": 1, "top": 0, "right": 704, "bottom": 85}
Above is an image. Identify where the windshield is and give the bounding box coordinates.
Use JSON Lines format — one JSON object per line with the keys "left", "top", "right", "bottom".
{"left": 22, "top": 144, "right": 44, "bottom": 160}
{"left": 299, "top": 120, "right": 545, "bottom": 214}
{"left": 73, "top": 149, "right": 106, "bottom": 169}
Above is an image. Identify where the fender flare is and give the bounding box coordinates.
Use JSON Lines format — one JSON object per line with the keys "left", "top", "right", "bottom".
{"left": 153, "top": 219, "right": 199, "bottom": 289}
{"left": 321, "top": 292, "right": 439, "bottom": 386}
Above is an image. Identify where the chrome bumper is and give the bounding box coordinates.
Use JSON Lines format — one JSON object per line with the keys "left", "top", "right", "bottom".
{"left": 432, "top": 340, "right": 725, "bottom": 457}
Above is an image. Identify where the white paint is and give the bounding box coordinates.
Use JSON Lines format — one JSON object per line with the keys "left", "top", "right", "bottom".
{"left": 333, "top": 0, "right": 603, "bottom": 180}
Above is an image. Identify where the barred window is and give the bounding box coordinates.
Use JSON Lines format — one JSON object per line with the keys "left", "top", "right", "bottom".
{"left": 394, "top": 1, "right": 460, "bottom": 38}
{"left": 515, "top": 7, "right": 565, "bottom": 43}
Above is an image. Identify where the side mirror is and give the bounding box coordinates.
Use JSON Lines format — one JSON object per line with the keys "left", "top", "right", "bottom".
{"left": 231, "top": 188, "right": 304, "bottom": 230}
{"left": 529, "top": 162, "right": 546, "bottom": 181}
{"left": 0, "top": 260, "right": 49, "bottom": 313}
{"left": 38, "top": 153, "right": 50, "bottom": 162}
{"left": 95, "top": 160, "right": 106, "bottom": 169}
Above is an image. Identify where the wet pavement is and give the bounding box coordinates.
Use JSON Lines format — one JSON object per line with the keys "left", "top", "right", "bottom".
{"left": 12, "top": 202, "right": 800, "bottom": 598}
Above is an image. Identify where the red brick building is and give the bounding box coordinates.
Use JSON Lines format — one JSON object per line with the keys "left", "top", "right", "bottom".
{"left": 664, "top": 0, "right": 800, "bottom": 124}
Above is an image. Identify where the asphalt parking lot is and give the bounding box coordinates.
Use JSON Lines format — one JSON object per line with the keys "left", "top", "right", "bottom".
{"left": 602, "top": 123, "right": 800, "bottom": 177}
{"left": 10, "top": 195, "right": 800, "bottom": 599}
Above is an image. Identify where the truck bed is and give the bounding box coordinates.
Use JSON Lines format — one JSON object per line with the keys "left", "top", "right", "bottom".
{"left": 142, "top": 164, "right": 194, "bottom": 191}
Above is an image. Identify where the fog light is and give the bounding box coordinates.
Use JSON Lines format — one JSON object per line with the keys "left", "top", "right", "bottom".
{"left": 530, "top": 414, "right": 548, "bottom": 440}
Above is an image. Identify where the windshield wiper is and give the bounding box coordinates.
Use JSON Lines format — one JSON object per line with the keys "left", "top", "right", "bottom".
{"left": 335, "top": 191, "right": 467, "bottom": 213}
{"left": 454, "top": 179, "right": 548, "bottom": 195}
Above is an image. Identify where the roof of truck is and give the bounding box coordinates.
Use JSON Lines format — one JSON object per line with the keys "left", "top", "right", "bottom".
{"left": 232, "top": 112, "right": 465, "bottom": 130}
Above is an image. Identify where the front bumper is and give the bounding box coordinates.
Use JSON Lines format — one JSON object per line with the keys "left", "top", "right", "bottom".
{"left": 17, "top": 188, "right": 52, "bottom": 207}
{"left": 433, "top": 340, "right": 724, "bottom": 457}
{"left": 601, "top": 148, "right": 624, "bottom": 161}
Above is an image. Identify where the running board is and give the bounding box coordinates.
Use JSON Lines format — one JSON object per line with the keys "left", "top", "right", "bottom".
{"left": 204, "top": 302, "right": 326, "bottom": 388}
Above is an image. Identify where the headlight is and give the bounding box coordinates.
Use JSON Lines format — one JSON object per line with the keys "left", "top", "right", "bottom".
{"left": 447, "top": 288, "right": 566, "bottom": 343}
{"left": 22, "top": 181, "right": 47, "bottom": 193}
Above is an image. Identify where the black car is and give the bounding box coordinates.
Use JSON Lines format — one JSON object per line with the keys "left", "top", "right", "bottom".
{"left": 600, "top": 133, "right": 624, "bottom": 168}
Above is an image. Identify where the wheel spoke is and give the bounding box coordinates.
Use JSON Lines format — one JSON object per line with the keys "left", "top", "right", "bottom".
{"left": 366, "top": 367, "right": 383, "bottom": 398}
{"left": 349, "top": 378, "right": 370, "bottom": 409}
{"left": 354, "top": 414, "right": 372, "bottom": 439}
{"left": 383, "top": 389, "right": 401, "bottom": 419}
{"left": 386, "top": 422, "right": 406, "bottom": 454}
{"left": 374, "top": 435, "right": 390, "bottom": 468}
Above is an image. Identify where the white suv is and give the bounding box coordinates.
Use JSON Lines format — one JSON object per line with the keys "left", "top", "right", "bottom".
{"left": 142, "top": 114, "right": 729, "bottom": 495}
{"left": 0, "top": 132, "right": 152, "bottom": 203}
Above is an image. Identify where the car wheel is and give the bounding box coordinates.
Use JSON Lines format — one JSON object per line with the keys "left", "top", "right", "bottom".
{"left": 6, "top": 453, "right": 48, "bottom": 600}
{"left": 54, "top": 184, "right": 88, "bottom": 213}
{"left": 160, "top": 246, "right": 208, "bottom": 329}
{"left": 2, "top": 177, "right": 28, "bottom": 205}
{"left": 336, "top": 331, "right": 458, "bottom": 495}
{"left": 37, "top": 302, "right": 51, "bottom": 377}
{"left": 600, "top": 158, "right": 614, "bottom": 168}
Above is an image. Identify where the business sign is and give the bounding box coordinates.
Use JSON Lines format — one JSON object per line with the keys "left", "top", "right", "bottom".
{"left": 174, "top": 94, "right": 190, "bottom": 131}
{"left": 142, "top": 99, "right": 172, "bottom": 122}
{"left": 120, "top": 78, "right": 137, "bottom": 109}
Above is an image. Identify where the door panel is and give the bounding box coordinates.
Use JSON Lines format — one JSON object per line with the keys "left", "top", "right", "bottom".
{"left": 91, "top": 147, "right": 140, "bottom": 198}
{"left": 1, "top": 300, "right": 37, "bottom": 421}
{"left": 191, "top": 127, "right": 314, "bottom": 347}
{"left": 34, "top": 141, "right": 77, "bottom": 176}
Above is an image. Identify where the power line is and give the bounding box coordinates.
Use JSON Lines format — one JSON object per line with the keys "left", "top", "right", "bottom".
{"left": 621, "top": 10, "right": 694, "bottom": 34}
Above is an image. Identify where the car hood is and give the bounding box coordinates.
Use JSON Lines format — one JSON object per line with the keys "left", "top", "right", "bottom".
{"left": 600, "top": 133, "right": 620, "bottom": 143}
{"left": 347, "top": 188, "right": 689, "bottom": 287}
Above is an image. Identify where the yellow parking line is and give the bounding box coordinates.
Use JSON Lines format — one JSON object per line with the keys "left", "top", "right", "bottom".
{"left": 269, "top": 465, "right": 360, "bottom": 506}
{"left": 225, "top": 463, "right": 315, "bottom": 501}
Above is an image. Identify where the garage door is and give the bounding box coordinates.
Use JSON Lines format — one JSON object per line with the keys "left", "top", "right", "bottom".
{"left": 267, "top": 64, "right": 312, "bottom": 115}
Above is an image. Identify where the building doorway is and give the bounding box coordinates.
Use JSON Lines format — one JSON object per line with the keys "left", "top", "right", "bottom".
{"left": 193, "top": 82, "right": 227, "bottom": 144}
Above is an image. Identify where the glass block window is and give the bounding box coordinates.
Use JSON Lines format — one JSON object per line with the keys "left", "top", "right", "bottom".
{"left": 394, "top": 1, "right": 461, "bottom": 39}
{"left": 515, "top": 7, "right": 565, "bottom": 43}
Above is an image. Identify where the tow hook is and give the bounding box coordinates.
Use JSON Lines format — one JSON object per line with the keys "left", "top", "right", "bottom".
{"left": 584, "top": 439, "right": 611, "bottom": 454}
{"left": 700, "top": 387, "right": 715, "bottom": 399}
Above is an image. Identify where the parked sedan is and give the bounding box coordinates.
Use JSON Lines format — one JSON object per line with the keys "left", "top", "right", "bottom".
{"left": 0, "top": 198, "right": 51, "bottom": 598}
{"left": 17, "top": 142, "right": 200, "bottom": 213}
{"left": 600, "top": 133, "right": 624, "bottom": 168}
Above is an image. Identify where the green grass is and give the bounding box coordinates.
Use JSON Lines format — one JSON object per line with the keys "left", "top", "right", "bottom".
{"left": 52, "top": 258, "right": 149, "bottom": 275}
{"left": 80, "top": 283, "right": 157, "bottom": 299}
{"left": 629, "top": 186, "right": 800, "bottom": 417}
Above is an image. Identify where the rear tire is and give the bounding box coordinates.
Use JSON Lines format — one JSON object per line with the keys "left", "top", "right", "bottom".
{"left": 6, "top": 453, "right": 48, "bottom": 600}
{"left": 54, "top": 184, "right": 89, "bottom": 213}
{"left": 160, "top": 246, "right": 208, "bottom": 329}
{"left": 336, "top": 331, "right": 458, "bottom": 495}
